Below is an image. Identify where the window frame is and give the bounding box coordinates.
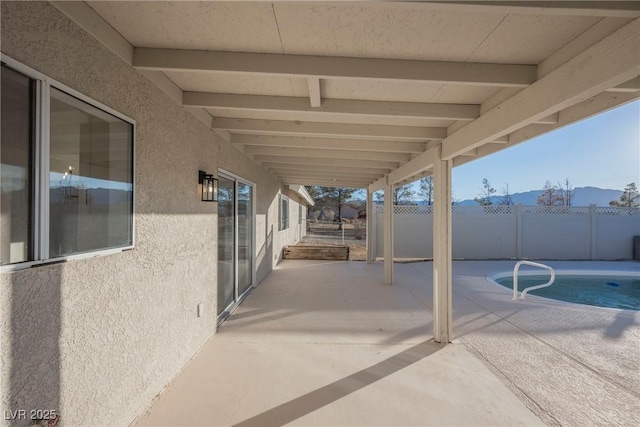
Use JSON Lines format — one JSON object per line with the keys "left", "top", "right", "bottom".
{"left": 1, "top": 55, "right": 136, "bottom": 272}
{"left": 279, "top": 194, "right": 289, "bottom": 231}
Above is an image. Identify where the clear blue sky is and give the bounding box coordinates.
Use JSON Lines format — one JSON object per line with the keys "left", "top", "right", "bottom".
{"left": 446, "top": 100, "right": 640, "bottom": 201}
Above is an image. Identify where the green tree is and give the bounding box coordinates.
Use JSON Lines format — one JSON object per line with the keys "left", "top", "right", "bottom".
{"left": 311, "top": 186, "right": 358, "bottom": 229}
{"left": 305, "top": 185, "right": 320, "bottom": 200}
{"left": 610, "top": 182, "right": 640, "bottom": 207}
{"left": 419, "top": 176, "right": 433, "bottom": 206}
{"left": 474, "top": 178, "right": 496, "bottom": 206}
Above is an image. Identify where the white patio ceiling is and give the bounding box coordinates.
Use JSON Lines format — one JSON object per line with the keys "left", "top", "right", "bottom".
{"left": 54, "top": 1, "right": 640, "bottom": 189}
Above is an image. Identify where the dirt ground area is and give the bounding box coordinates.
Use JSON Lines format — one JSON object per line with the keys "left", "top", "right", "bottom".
{"left": 300, "top": 221, "right": 366, "bottom": 261}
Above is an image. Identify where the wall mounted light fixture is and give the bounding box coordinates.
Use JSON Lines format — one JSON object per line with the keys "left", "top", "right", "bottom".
{"left": 198, "top": 170, "right": 218, "bottom": 202}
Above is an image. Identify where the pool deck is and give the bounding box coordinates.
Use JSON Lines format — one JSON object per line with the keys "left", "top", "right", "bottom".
{"left": 136, "top": 260, "right": 639, "bottom": 426}
{"left": 424, "top": 260, "right": 640, "bottom": 426}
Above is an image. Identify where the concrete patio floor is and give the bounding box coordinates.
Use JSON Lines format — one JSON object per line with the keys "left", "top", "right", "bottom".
{"left": 135, "top": 260, "right": 639, "bottom": 426}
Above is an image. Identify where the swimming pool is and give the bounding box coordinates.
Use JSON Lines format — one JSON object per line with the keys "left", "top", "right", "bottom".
{"left": 489, "top": 271, "right": 640, "bottom": 310}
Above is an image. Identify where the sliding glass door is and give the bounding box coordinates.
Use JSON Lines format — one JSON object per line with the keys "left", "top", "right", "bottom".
{"left": 217, "top": 172, "right": 254, "bottom": 318}
{"left": 237, "top": 182, "right": 253, "bottom": 296}
{"left": 217, "top": 175, "right": 235, "bottom": 314}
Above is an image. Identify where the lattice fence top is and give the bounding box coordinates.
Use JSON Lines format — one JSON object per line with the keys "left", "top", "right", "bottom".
{"left": 377, "top": 205, "right": 517, "bottom": 215}
{"left": 452, "top": 205, "right": 515, "bottom": 215}
{"left": 374, "top": 205, "right": 640, "bottom": 216}
{"left": 394, "top": 205, "right": 433, "bottom": 215}
{"left": 375, "top": 205, "right": 432, "bottom": 214}
{"left": 521, "top": 206, "right": 589, "bottom": 215}
{"left": 597, "top": 206, "right": 640, "bottom": 216}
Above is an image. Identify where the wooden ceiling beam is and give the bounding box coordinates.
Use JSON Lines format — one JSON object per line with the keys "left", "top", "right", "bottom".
{"left": 134, "top": 48, "right": 537, "bottom": 87}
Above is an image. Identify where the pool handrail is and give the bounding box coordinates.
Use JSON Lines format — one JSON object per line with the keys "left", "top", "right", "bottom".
{"left": 513, "top": 260, "right": 556, "bottom": 300}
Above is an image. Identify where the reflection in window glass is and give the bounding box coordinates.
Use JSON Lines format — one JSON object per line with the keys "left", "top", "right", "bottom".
{"left": 1, "top": 65, "right": 35, "bottom": 265}
{"left": 237, "top": 182, "right": 253, "bottom": 295}
{"left": 49, "top": 88, "right": 133, "bottom": 257}
{"left": 217, "top": 176, "right": 235, "bottom": 315}
{"left": 279, "top": 194, "right": 289, "bottom": 231}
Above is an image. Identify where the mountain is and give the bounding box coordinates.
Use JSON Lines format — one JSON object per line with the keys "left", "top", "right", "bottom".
{"left": 454, "top": 186, "right": 624, "bottom": 207}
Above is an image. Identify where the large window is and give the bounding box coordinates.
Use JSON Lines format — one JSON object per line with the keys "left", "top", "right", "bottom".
{"left": 1, "top": 59, "right": 134, "bottom": 269}
{"left": 49, "top": 88, "right": 133, "bottom": 257}
{"left": 1, "top": 66, "right": 35, "bottom": 265}
{"left": 279, "top": 194, "right": 289, "bottom": 231}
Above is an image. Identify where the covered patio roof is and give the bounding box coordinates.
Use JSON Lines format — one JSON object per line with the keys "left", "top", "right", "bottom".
{"left": 52, "top": 1, "right": 640, "bottom": 188}
{"left": 52, "top": 0, "right": 640, "bottom": 342}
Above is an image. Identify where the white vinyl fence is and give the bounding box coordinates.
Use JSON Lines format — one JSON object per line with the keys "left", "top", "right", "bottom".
{"left": 375, "top": 205, "right": 640, "bottom": 260}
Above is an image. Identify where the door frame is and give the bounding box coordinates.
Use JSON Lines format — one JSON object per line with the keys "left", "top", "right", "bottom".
{"left": 217, "top": 169, "right": 256, "bottom": 325}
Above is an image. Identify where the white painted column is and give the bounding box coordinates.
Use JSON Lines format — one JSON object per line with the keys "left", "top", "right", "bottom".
{"left": 516, "top": 204, "right": 522, "bottom": 259}
{"left": 432, "top": 146, "right": 452, "bottom": 343}
{"left": 366, "top": 189, "right": 375, "bottom": 264}
{"left": 383, "top": 183, "right": 394, "bottom": 285}
{"left": 589, "top": 204, "right": 597, "bottom": 260}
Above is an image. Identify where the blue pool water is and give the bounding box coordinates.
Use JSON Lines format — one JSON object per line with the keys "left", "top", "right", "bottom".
{"left": 494, "top": 274, "right": 640, "bottom": 310}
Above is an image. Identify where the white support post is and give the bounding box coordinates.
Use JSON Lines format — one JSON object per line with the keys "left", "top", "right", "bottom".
{"left": 432, "top": 145, "right": 452, "bottom": 343}
{"left": 372, "top": 207, "right": 378, "bottom": 262}
{"left": 383, "top": 182, "right": 394, "bottom": 285}
{"left": 516, "top": 203, "right": 523, "bottom": 259}
{"left": 589, "top": 204, "right": 597, "bottom": 260}
{"left": 366, "top": 189, "right": 375, "bottom": 264}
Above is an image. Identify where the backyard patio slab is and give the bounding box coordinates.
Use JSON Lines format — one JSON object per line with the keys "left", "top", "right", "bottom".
{"left": 135, "top": 260, "right": 639, "bottom": 426}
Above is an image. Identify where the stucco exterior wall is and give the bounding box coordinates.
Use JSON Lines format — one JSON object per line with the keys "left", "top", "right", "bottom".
{"left": 0, "top": 2, "right": 308, "bottom": 425}
{"left": 273, "top": 190, "right": 308, "bottom": 265}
